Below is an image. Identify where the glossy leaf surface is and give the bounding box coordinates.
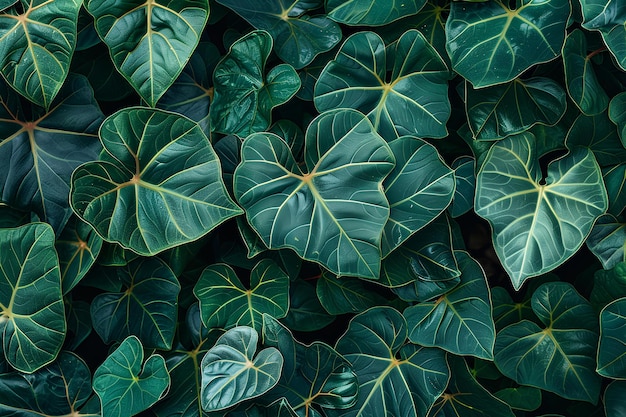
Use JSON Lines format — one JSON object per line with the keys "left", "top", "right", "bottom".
{"left": 494, "top": 282, "right": 601, "bottom": 404}
{"left": 316, "top": 272, "right": 388, "bottom": 315}
{"left": 56, "top": 216, "right": 102, "bottom": 294}
{"left": 605, "top": 380, "right": 626, "bottom": 417}
{"left": 446, "top": 0, "right": 570, "bottom": 87}
{"left": 85, "top": 0, "right": 209, "bottom": 107}
{"left": 234, "top": 110, "right": 394, "bottom": 279}
{"left": 450, "top": 157, "right": 475, "bottom": 218}
{"left": 587, "top": 214, "right": 626, "bottom": 269}
{"left": 71, "top": 107, "right": 242, "bottom": 256}
{"left": 580, "top": 0, "right": 626, "bottom": 71}
{"left": 565, "top": 112, "right": 626, "bottom": 166}
{"left": 597, "top": 297, "right": 626, "bottom": 378}
{"left": 326, "top": 0, "right": 425, "bottom": 26}
{"left": 475, "top": 133, "right": 607, "bottom": 289}
{"left": 0, "top": 223, "right": 65, "bottom": 373}
{"left": 609, "top": 92, "right": 626, "bottom": 144}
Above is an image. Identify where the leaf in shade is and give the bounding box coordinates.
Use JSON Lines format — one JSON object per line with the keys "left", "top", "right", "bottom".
{"left": 579, "top": 0, "right": 626, "bottom": 71}
{"left": 597, "top": 297, "right": 626, "bottom": 378}
{"left": 316, "top": 271, "right": 389, "bottom": 315}
{"left": 587, "top": 214, "right": 626, "bottom": 270}
{"left": 591, "top": 261, "right": 626, "bottom": 312}
{"left": 283, "top": 279, "right": 335, "bottom": 332}
{"left": 609, "top": 92, "right": 626, "bottom": 145}
{"left": 326, "top": 0, "right": 426, "bottom": 26}
{"left": 450, "top": 156, "right": 475, "bottom": 218}
{"left": 565, "top": 111, "right": 626, "bottom": 167}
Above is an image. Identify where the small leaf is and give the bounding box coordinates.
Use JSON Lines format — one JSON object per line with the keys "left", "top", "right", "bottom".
{"left": 450, "top": 156, "right": 475, "bottom": 218}
{"left": 326, "top": 0, "right": 426, "bottom": 26}
{"left": 591, "top": 261, "right": 626, "bottom": 312}
{"left": 283, "top": 279, "right": 335, "bottom": 332}
{"left": 65, "top": 299, "right": 92, "bottom": 351}
{"left": 605, "top": 380, "right": 626, "bottom": 417}
{"left": 597, "top": 297, "right": 626, "bottom": 378}
{"left": 70, "top": 107, "right": 242, "bottom": 256}
{"left": 579, "top": 0, "right": 626, "bottom": 71}
{"left": 0, "top": 223, "right": 65, "bottom": 373}
{"left": 565, "top": 111, "right": 626, "bottom": 166}
{"left": 56, "top": 216, "right": 102, "bottom": 294}
{"left": 93, "top": 336, "right": 170, "bottom": 417}
{"left": 494, "top": 386, "right": 542, "bottom": 412}
{"left": 200, "top": 326, "right": 283, "bottom": 411}
{"left": 602, "top": 164, "right": 626, "bottom": 216}
{"left": 494, "top": 282, "right": 601, "bottom": 404}
{"left": 316, "top": 271, "right": 388, "bottom": 315}
{"left": 587, "top": 214, "right": 626, "bottom": 269}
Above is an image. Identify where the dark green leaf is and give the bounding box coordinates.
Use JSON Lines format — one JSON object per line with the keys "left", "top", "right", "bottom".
{"left": 565, "top": 111, "right": 626, "bottom": 166}
{"left": 591, "top": 261, "right": 626, "bottom": 312}
{"left": 605, "top": 380, "right": 626, "bottom": 417}
{"left": 587, "top": 214, "right": 626, "bottom": 269}
{"left": 326, "top": 0, "right": 426, "bottom": 26}
{"left": 56, "top": 216, "right": 102, "bottom": 294}
{"left": 609, "top": 91, "right": 626, "bottom": 144}
{"left": 602, "top": 164, "right": 626, "bottom": 216}
{"left": 450, "top": 157, "right": 475, "bottom": 218}
{"left": 65, "top": 299, "right": 92, "bottom": 351}
{"left": 494, "top": 386, "right": 542, "bottom": 411}
{"left": 597, "top": 297, "right": 626, "bottom": 378}
{"left": 282, "top": 279, "right": 335, "bottom": 332}
{"left": 316, "top": 271, "right": 388, "bottom": 315}
{"left": 579, "top": 0, "right": 626, "bottom": 71}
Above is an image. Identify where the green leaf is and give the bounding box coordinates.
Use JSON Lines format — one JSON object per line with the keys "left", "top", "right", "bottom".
{"left": 234, "top": 109, "right": 394, "bottom": 279}
{"left": 210, "top": 30, "right": 301, "bottom": 136}
{"left": 194, "top": 259, "right": 289, "bottom": 332}
{"left": 70, "top": 107, "right": 242, "bottom": 256}
{"left": 0, "top": 74, "right": 104, "bottom": 233}
{"left": 494, "top": 282, "right": 601, "bottom": 404}
{"left": 450, "top": 156, "right": 475, "bottom": 218}
{"left": 587, "top": 214, "right": 626, "bottom": 270}
{"left": 215, "top": 0, "right": 342, "bottom": 69}
{"left": 262, "top": 315, "right": 358, "bottom": 416}
{"left": 282, "top": 279, "right": 335, "bottom": 332}
{"left": 428, "top": 355, "right": 515, "bottom": 417}
{"left": 332, "top": 307, "right": 449, "bottom": 417}
{"left": 494, "top": 386, "right": 542, "bottom": 411}
{"left": 609, "top": 91, "right": 626, "bottom": 144}
{"left": 316, "top": 271, "right": 388, "bottom": 315}
{"left": 382, "top": 136, "right": 455, "bottom": 256}
{"left": 475, "top": 132, "right": 607, "bottom": 290}
{"left": 565, "top": 111, "right": 626, "bottom": 166}
{"left": 91, "top": 257, "right": 180, "bottom": 349}
{"left": 446, "top": 0, "right": 570, "bottom": 88}
{"left": 562, "top": 29, "right": 609, "bottom": 115}
{"left": 462, "top": 77, "right": 567, "bottom": 140}
{"left": 93, "top": 335, "right": 170, "bottom": 417}
{"left": 0, "top": 351, "right": 95, "bottom": 416}
{"left": 85, "top": 0, "right": 209, "bottom": 107}
{"left": 605, "top": 380, "right": 626, "bottom": 417}
{"left": 56, "top": 216, "right": 103, "bottom": 295}
{"left": 0, "top": 0, "right": 82, "bottom": 108}
{"left": 491, "top": 286, "right": 535, "bottom": 331}
{"left": 65, "top": 299, "right": 92, "bottom": 351}
{"left": 597, "top": 297, "right": 626, "bottom": 378}
{"left": 0, "top": 223, "right": 65, "bottom": 373}
{"left": 200, "top": 326, "right": 283, "bottom": 412}
{"left": 404, "top": 251, "right": 496, "bottom": 359}
{"left": 602, "top": 164, "right": 626, "bottom": 216}
{"left": 579, "top": 0, "right": 626, "bottom": 71}
{"left": 314, "top": 30, "right": 450, "bottom": 140}
{"left": 326, "top": 0, "right": 426, "bottom": 26}
{"left": 591, "top": 262, "right": 626, "bottom": 312}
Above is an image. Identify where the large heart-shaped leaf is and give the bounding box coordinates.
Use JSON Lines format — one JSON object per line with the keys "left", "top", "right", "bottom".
{"left": 597, "top": 297, "right": 626, "bottom": 378}
{"left": 215, "top": 0, "right": 341, "bottom": 69}
{"left": 234, "top": 109, "right": 394, "bottom": 279}
{"left": 587, "top": 214, "right": 626, "bottom": 269}
{"left": 494, "top": 282, "right": 601, "bottom": 404}
{"left": 446, "top": 0, "right": 570, "bottom": 88}
{"left": 70, "top": 107, "right": 242, "bottom": 256}
{"left": 579, "top": 0, "right": 626, "bottom": 71}
{"left": 0, "top": 0, "right": 82, "bottom": 108}
{"left": 565, "top": 111, "right": 626, "bottom": 166}
{"left": 475, "top": 132, "right": 607, "bottom": 290}
{"left": 90, "top": 257, "right": 180, "bottom": 350}
{"left": 193, "top": 259, "right": 289, "bottom": 332}
{"left": 200, "top": 326, "right": 283, "bottom": 412}
{"left": 462, "top": 77, "right": 567, "bottom": 141}
{"left": 85, "top": 0, "right": 209, "bottom": 107}
{"left": 562, "top": 29, "right": 610, "bottom": 115}
{"left": 331, "top": 307, "right": 449, "bottom": 417}
{"left": 93, "top": 335, "right": 170, "bottom": 417}
{"left": 0, "top": 222, "right": 65, "bottom": 373}
{"left": 0, "top": 74, "right": 104, "bottom": 233}
{"left": 209, "top": 30, "right": 301, "bottom": 137}
{"left": 314, "top": 30, "right": 450, "bottom": 140}
{"left": 262, "top": 315, "right": 358, "bottom": 416}
{"left": 381, "top": 136, "right": 455, "bottom": 256}
{"left": 0, "top": 351, "right": 95, "bottom": 416}
{"left": 404, "top": 251, "right": 496, "bottom": 359}
{"left": 326, "top": 0, "right": 425, "bottom": 26}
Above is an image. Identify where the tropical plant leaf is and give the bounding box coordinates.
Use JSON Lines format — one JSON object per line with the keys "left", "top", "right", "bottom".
{"left": 381, "top": 136, "right": 455, "bottom": 256}
{"left": 0, "top": 74, "right": 103, "bottom": 233}
{"left": 331, "top": 307, "right": 449, "bottom": 417}
{"left": 314, "top": 30, "right": 450, "bottom": 140}
{"left": 565, "top": 111, "right": 626, "bottom": 167}
{"left": 491, "top": 286, "right": 535, "bottom": 331}
{"left": 605, "top": 380, "right": 626, "bottom": 417}
{"left": 494, "top": 386, "right": 542, "bottom": 412}
{"left": 602, "top": 164, "right": 626, "bottom": 216}
{"left": 90, "top": 257, "right": 180, "bottom": 349}
{"left": 591, "top": 262, "right": 626, "bottom": 313}
{"left": 65, "top": 299, "right": 92, "bottom": 351}
{"left": 93, "top": 335, "right": 170, "bottom": 417}
{"left": 597, "top": 297, "right": 626, "bottom": 378}
{"left": 85, "top": 0, "right": 209, "bottom": 107}
{"left": 0, "top": 0, "right": 82, "bottom": 108}
{"left": 0, "top": 222, "right": 65, "bottom": 373}
{"left": 234, "top": 109, "right": 394, "bottom": 279}
{"left": 609, "top": 91, "right": 626, "bottom": 144}
{"left": 404, "top": 251, "right": 495, "bottom": 359}
{"left": 200, "top": 326, "right": 283, "bottom": 412}
{"left": 194, "top": 259, "right": 289, "bottom": 332}
{"left": 562, "top": 29, "right": 609, "bottom": 115}
{"left": 210, "top": 30, "right": 301, "bottom": 136}
{"left": 579, "top": 0, "right": 626, "bottom": 71}
{"left": 326, "top": 0, "right": 426, "bottom": 26}
{"left": 494, "top": 282, "right": 602, "bottom": 404}
{"left": 450, "top": 156, "right": 475, "bottom": 218}
{"left": 446, "top": 0, "right": 570, "bottom": 88}
{"left": 282, "top": 279, "right": 335, "bottom": 332}
{"left": 316, "top": 271, "right": 388, "bottom": 315}
{"left": 70, "top": 107, "right": 242, "bottom": 256}
{"left": 475, "top": 132, "right": 607, "bottom": 290}
{"left": 216, "top": 0, "right": 341, "bottom": 69}
{"left": 462, "top": 77, "right": 567, "bottom": 140}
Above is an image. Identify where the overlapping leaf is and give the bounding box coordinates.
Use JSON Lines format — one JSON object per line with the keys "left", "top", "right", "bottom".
{"left": 234, "top": 109, "right": 394, "bottom": 279}
{"left": 602, "top": 164, "right": 626, "bottom": 216}
{"left": 579, "top": 0, "right": 626, "bottom": 71}
{"left": 326, "top": 0, "right": 425, "bottom": 26}
{"left": 494, "top": 282, "right": 601, "bottom": 404}
{"left": 609, "top": 92, "right": 626, "bottom": 144}
{"left": 450, "top": 157, "right": 475, "bottom": 218}
{"left": 446, "top": 0, "right": 570, "bottom": 87}
{"left": 216, "top": 0, "right": 341, "bottom": 69}
{"left": 475, "top": 132, "right": 607, "bottom": 290}
{"left": 315, "top": 30, "right": 450, "bottom": 140}
{"left": 316, "top": 271, "right": 388, "bottom": 315}
{"left": 0, "top": 223, "right": 65, "bottom": 373}
{"left": 591, "top": 262, "right": 626, "bottom": 312}
{"left": 193, "top": 259, "right": 289, "bottom": 332}
{"left": 56, "top": 216, "right": 102, "bottom": 294}
{"left": 605, "top": 380, "right": 626, "bottom": 417}
{"left": 85, "top": 0, "right": 209, "bottom": 107}
{"left": 565, "top": 112, "right": 626, "bottom": 166}
{"left": 597, "top": 297, "right": 626, "bottom": 378}
{"left": 70, "top": 107, "right": 242, "bottom": 256}
{"left": 0, "top": 0, "right": 82, "bottom": 108}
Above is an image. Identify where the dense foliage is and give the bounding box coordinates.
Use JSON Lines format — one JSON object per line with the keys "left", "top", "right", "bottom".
{"left": 1, "top": 0, "right": 626, "bottom": 416}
